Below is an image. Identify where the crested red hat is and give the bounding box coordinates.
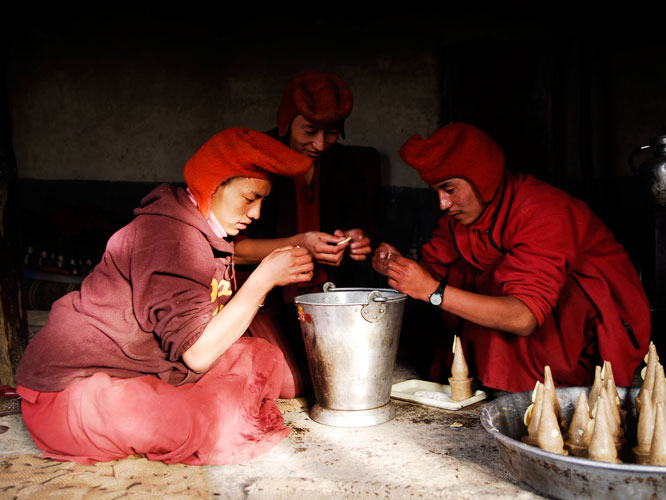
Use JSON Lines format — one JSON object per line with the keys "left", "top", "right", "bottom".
{"left": 399, "top": 123, "right": 505, "bottom": 202}
{"left": 277, "top": 69, "right": 353, "bottom": 137}
{"left": 184, "top": 127, "right": 312, "bottom": 217}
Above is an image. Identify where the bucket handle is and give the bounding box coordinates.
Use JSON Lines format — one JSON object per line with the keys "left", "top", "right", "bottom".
{"left": 361, "top": 290, "right": 388, "bottom": 323}
{"left": 322, "top": 282, "right": 336, "bottom": 293}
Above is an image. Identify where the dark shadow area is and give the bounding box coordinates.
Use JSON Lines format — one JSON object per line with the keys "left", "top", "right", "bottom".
{"left": 17, "top": 179, "right": 163, "bottom": 309}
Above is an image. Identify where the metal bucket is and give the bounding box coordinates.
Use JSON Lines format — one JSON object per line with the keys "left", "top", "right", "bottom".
{"left": 294, "top": 283, "right": 407, "bottom": 427}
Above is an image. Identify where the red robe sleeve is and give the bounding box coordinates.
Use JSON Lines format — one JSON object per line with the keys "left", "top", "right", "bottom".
{"left": 420, "top": 216, "right": 460, "bottom": 281}
{"left": 119, "top": 216, "right": 220, "bottom": 361}
{"left": 492, "top": 200, "right": 582, "bottom": 327}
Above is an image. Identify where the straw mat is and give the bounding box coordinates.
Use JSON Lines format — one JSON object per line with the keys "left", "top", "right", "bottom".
{"left": 0, "top": 454, "right": 209, "bottom": 499}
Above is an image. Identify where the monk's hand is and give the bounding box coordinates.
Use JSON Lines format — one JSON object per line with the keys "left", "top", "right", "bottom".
{"left": 372, "top": 242, "right": 401, "bottom": 276}
{"left": 384, "top": 254, "right": 438, "bottom": 301}
{"left": 258, "top": 246, "right": 314, "bottom": 287}
{"left": 334, "top": 228, "right": 372, "bottom": 261}
{"left": 299, "top": 231, "right": 347, "bottom": 267}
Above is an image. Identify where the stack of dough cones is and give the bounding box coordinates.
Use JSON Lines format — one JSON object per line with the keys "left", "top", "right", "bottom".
{"left": 633, "top": 342, "right": 666, "bottom": 465}
{"left": 523, "top": 360, "right": 632, "bottom": 462}
{"left": 521, "top": 349, "right": 666, "bottom": 465}
{"left": 448, "top": 336, "right": 473, "bottom": 401}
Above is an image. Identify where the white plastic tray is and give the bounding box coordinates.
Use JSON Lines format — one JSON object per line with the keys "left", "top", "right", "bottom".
{"left": 391, "top": 379, "right": 487, "bottom": 410}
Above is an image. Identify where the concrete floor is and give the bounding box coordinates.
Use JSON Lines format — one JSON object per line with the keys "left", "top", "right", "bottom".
{"left": 199, "top": 396, "right": 545, "bottom": 500}
{"left": 1, "top": 371, "right": 544, "bottom": 500}
{"left": 0, "top": 311, "right": 545, "bottom": 499}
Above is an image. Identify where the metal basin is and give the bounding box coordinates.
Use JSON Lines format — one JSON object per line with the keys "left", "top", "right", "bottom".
{"left": 294, "top": 286, "right": 407, "bottom": 427}
{"left": 480, "top": 387, "right": 666, "bottom": 499}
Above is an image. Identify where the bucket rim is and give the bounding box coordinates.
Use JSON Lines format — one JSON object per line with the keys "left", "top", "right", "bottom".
{"left": 294, "top": 287, "right": 408, "bottom": 305}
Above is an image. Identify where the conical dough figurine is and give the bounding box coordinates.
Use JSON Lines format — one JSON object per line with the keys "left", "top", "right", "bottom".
{"left": 602, "top": 360, "right": 621, "bottom": 409}
{"left": 605, "top": 378, "right": 626, "bottom": 424}
{"left": 448, "top": 336, "right": 473, "bottom": 401}
{"left": 564, "top": 391, "right": 591, "bottom": 457}
{"left": 603, "top": 380, "right": 624, "bottom": 432}
{"left": 633, "top": 392, "right": 655, "bottom": 465}
{"left": 537, "top": 387, "right": 567, "bottom": 455}
{"left": 523, "top": 382, "right": 544, "bottom": 446}
{"left": 637, "top": 342, "right": 659, "bottom": 413}
{"left": 602, "top": 360, "right": 616, "bottom": 385}
{"left": 588, "top": 397, "right": 622, "bottom": 463}
{"left": 543, "top": 365, "right": 565, "bottom": 427}
{"left": 600, "top": 387, "right": 625, "bottom": 444}
{"left": 652, "top": 364, "right": 666, "bottom": 408}
{"left": 589, "top": 365, "right": 603, "bottom": 417}
{"left": 648, "top": 402, "right": 666, "bottom": 466}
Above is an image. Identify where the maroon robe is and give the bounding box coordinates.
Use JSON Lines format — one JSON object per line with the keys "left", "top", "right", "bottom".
{"left": 16, "top": 184, "right": 289, "bottom": 464}
{"left": 238, "top": 137, "right": 382, "bottom": 396}
{"left": 422, "top": 171, "right": 651, "bottom": 392}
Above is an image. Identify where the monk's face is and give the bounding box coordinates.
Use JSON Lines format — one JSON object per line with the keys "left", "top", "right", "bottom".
{"left": 432, "top": 178, "right": 487, "bottom": 225}
{"left": 210, "top": 177, "right": 272, "bottom": 236}
{"left": 288, "top": 115, "right": 340, "bottom": 161}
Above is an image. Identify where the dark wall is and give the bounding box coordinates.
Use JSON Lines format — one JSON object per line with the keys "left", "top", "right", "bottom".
{"left": 3, "top": 3, "right": 666, "bottom": 317}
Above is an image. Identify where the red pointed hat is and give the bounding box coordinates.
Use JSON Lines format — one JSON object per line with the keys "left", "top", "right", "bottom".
{"left": 184, "top": 127, "right": 312, "bottom": 217}
{"left": 277, "top": 69, "right": 353, "bottom": 137}
{"left": 399, "top": 123, "right": 505, "bottom": 202}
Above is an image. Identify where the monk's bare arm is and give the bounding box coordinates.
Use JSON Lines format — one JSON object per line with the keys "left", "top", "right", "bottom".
{"left": 372, "top": 247, "right": 537, "bottom": 336}
{"left": 434, "top": 287, "right": 537, "bottom": 336}
{"left": 234, "top": 236, "right": 301, "bottom": 264}
{"left": 235, "top": 232, "right": 349, "bottom": 266}
{"left": 183, "top": 246, "right": 313, "bottom": 373}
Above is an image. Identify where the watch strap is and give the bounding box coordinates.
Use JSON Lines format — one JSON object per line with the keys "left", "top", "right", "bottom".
{"left": 429, "top": 277, "right": 448, "bottom": 305}
{"left": 434, "top": 278, "right": 447, "bottom": 296}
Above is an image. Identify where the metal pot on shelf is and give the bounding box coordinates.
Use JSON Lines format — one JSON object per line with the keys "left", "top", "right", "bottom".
{"left": 628, "top": 131, "right": 666, "bottom": 207}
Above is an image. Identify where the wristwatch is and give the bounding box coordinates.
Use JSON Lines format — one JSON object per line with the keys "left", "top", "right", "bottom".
{"left": 428, "top": 278, "right": 448, "bottom": 306}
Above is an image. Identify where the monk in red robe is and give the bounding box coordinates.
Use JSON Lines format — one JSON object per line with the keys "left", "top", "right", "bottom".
{"left": 16, "top": 128, "right": 314, "bottom": 465}
{"left": 235, "top": 70, "right": 380, "bottom": 397}
{"left": 373, "top": 123, "right": 651, "bottom": 392}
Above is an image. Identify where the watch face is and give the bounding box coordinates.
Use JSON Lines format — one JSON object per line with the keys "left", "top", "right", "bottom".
{"left": 429, "top": 293, "right": 442, "bottom": 306}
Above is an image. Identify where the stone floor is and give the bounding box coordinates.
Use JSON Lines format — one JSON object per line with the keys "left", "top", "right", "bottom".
{"left": 1, "top": 375, "right": 544, "bottom": 499}
{"left": 0, "top": 311, "right": 546, "bottom": 499}
{"left": 199, "top": 396, "right": 545, "bottom": 500}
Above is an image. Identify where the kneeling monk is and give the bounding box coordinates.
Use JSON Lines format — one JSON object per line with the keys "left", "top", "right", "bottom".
{"left": 16, "top": 127, "right": 314, "bottom": 465}
{"left": 373, "top": 123, "right": 651, "bottom": 392}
